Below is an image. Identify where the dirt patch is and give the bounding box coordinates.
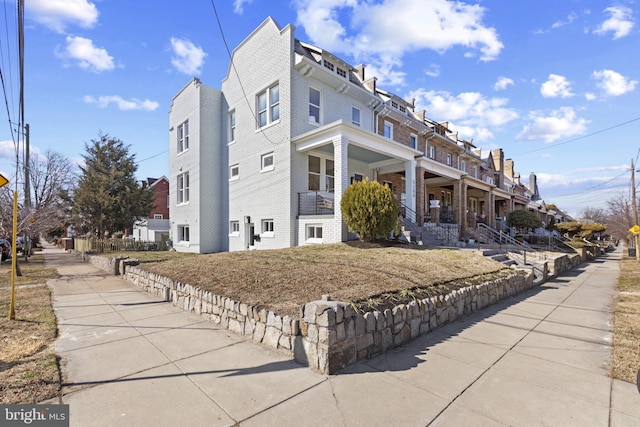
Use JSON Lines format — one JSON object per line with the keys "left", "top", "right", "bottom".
{"left": 0, "top": 255, "right": 61, "bottom": 404}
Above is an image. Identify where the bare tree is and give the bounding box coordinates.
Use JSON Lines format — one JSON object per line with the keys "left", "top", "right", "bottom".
{"left": 606, "top": 194, "right": 634, "bottom": 242}
{"left": 578, "top": 206, "right": 608, "bottom": 224}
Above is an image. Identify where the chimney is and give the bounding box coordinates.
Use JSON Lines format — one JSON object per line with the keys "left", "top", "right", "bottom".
{"left": 504, "top": 158, "right": 515, "bottom": 179}
{"left": 529, "top": 172, "right": 540, "bottom": 201}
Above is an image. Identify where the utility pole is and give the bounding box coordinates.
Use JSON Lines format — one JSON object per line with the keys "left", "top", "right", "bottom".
{"left": 24, "top": 123, "right": 30, "bottom": 208}
{"left": 632, "top": 159, "right": 639, "bottom": 261}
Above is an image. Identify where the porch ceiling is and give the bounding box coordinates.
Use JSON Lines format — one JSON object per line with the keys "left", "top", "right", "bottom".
{"left": 313, "top": 143, "right": 393, "bottom": 164}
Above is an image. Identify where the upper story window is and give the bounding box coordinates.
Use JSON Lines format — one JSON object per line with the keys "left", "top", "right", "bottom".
{"left": 177, "top": 120, "right": 189, "bottom": 153}
{"left": 309, "top": 87, "right": 321, "bottom": 124}
{"left": 384, "top": 121, "right": 393, "bottom": 139}
{"left": 460, "top": 160, "right": 466, "bottom": 172}
{"left": 337, "top": 68, "right": 347, "bottom": 78}
{"left": 391, "top": 101, "right": 398, "bottom": 109}
{"left": 472, "top": 165, "right": 478, "bottom": 178}
{"left": 410, "top": 133, "right": 417, "bottom": 149}
{"left": 229, "top": 110, "right": 236, "bottom": 143}
{"left": 261, "top": 152, "right": 274, "bottom": 172}
{"left": 399, "top": 105, "right": 406, "bottom": 113}
{"left": 352, "top": 107, "right": 361, "bottom": 126}
{"left": 446, "top": 154, "right": 452, "bottom": 166}
{"left": 230, "top": 164, "right": 239, "bottom": 181}
{"left": 153, "top": 214, "right": 163, "bottom": 220}
{"left": 177, "top": 172, "right": 189, "bottom": 205}
{"left": 323, "top": 60, "right": 334, "bottom": 71}
{"left": 257, "top": 84, "right": 280, "bottom": 128}
{"left": 428, "top": 145, "right": 435, "bottom": 159}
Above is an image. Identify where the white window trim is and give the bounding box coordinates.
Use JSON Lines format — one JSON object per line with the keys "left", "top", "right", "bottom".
{"left": 352, "top": 106, "right": 361, "bottom": 127}
{"left": 257, "top": 83, "right": 280, "bottom": 129}
{"left": 229, "top": 221, "right": 240, "bottom": 237}
{"left": 308, "top": 153, "right": 334, "bottom": 192}
{"left": 177, "top": 120, "right": 189, "bottom": 154}
{"left": 177, "top": 172, "right": 189, "bottom": 205}
{"left": 177, "top": 225, "right": 190, "bottom": 244}
{"left": 230, "top": 164, "right": 239, "bottom": 181}
{"left": 410, "top": 133, "right": 417, "bottom": 149}
{"left": 428, "top": 145, "right": 435, "bottom": 159}
{"left": 306, "top": 224, "right": 323, "bottom": 243}
{"left": 446, "top": 154, "right": 452, "bottom": 166}
{"left": 261, "top": 219, "right": 275, "bottom": 238}
{"left": 153, "top": 214, "right": 163, "bottom": 220}
{"left": 309, "top": 86, "right": 321, "bottom": 125}
{"left": 384, "top": 121, "right": 393, "bottom": 139}
{"left": 229, "top": 109, "right": 236, "bottom": 145}
{"left": 261, "top": 152, "right": 275, "bottom": 172}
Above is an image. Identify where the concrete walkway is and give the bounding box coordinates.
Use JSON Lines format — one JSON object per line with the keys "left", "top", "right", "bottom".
{"left": 45, "top": 243, "right": 640, "bottom": 426}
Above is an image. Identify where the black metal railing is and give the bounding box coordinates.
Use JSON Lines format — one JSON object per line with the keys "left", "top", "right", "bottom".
{"left": 298, "top": 191, "right": 335, "bottom": 216}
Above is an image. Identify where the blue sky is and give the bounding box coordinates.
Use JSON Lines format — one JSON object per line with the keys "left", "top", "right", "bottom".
{"left": 1, "top": 0, "right": 638, "bottom": 217}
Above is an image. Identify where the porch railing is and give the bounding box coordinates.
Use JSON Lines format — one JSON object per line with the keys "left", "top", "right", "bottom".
{"left": 298, "top": 191, "right": 335, "bottom": 216}
{"left": 476, "top": 223, "right": 533, "bottom": 252}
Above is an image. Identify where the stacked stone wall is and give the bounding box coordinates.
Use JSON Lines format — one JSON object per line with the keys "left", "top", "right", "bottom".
{"left": 78, "top": 251, "right": 570, "bottom": 374}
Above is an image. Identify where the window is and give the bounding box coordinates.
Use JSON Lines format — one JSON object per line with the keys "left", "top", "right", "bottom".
{"left": 337, "top": 67, "right": 347, "bottom": 78}
{"left": 166, "top": 195, "right": 170, "bottom": 208}
{"left": 306, "top": 225, "right": 323, "bottom": 241}
{"left": 352, "top": 107, "right": 361, "bottom": 126}
{"left": 177, "top": 172, "right": 189, "bottom": 204}
{"left": 308, "top": 155, "right": 334, "bottom": 191}
{"left": 428, "top": 145, "right": 435, "bottom": 159}
{"left": 229, "top": 110, "right": 236, "bottom": 143}
{"left": 178, "top": 225, "right": 190, "bottom": 242}
{"left": 261, "top": 152, "right": 274, "bottom": 172}
{"left": 460, "top": 160, "right": 466, "bottom": 172}
{"left": 309, "top": 87, "right": 320, "bottom": 124}
{"left": 257, "top": 84, "right": 279, "bottom": 127}
{"left": 230, "top": 221, "right": 240, "bottom": 235}
{"left": 472, "top": 165, "right": 478, "bottom": 178}
{"left": 230, "top": 164, "right": 239, "bottom": 181}
{"left": 262, "top": 219, "right": 274, "bottom": 236}
{"left": 410, "top": 133, "right": 417, "bottom": 149}
{"left": 446, "top": 154, "right": 452, "bottom": 166}
{"left": 384, "top": 121, "right": 393, "bottom": 139}
{"left": 153, "top": 214, "right": 163, "bottom": 220}
{"left": 323, "top": 60, "right": 334, "bottom": 71}
{"left": 177, "top": 120, "right": 189, "bottom": 153}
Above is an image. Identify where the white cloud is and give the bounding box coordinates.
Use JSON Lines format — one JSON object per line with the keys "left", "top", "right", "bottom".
{"left": 233, "top": 0, "right": 253, "bottom": 14}
{"left": 424, "top": 64, "right": 440, "bottom": 78}
{"left": 83, "top": 95, "right": 159, "bottom": 111}
{"left": 494, "top": 77, "right": 514, "bottom": 91}
{"left": 516, "top": 107, "right": 589, "bottom": 143}
{"left": 584, "top": 92, "right": 597, "bottom": 101}
{"left": 592, "top": 69, "right": 637, "bottom": 96}
{"left": 295, "top": 0, "right": 503, "bottom": 85}
{"left": 594, "top": 6, "right": 634, "bottom": 39}
{"left": 56, "top": 36, "right": 114, "bottom": 73}
{"left": 540, "top": 74, "right": 574, "bottom": 98}
{"left": 169, "top": 37, "right": 207, "bottom": 75}
{"left": 409, "top": 89, "right": 518, "bottom": 141}
{"left": 551, "top": 13, "right": 577, "bottom": 29}
{"left": 26, "top": 0, "right": 98, "bottom": 33}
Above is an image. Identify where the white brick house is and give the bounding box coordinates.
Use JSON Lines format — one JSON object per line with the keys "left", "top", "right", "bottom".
{"left": 169, "top": 17, "right": 555, "bottom": 253}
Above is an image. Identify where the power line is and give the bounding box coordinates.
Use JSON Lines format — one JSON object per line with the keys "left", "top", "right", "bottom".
{"left": 516, "top": 116, "right": 640, "bottom": 155}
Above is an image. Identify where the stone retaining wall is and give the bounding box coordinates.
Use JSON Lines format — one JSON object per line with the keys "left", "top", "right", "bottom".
{"left": 79, "top": 251, "right": 574, "bottom": 374}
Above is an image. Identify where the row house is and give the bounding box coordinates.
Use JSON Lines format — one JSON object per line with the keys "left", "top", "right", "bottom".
{"left": 168, "top": 17, "right": 560, "bottom": 253}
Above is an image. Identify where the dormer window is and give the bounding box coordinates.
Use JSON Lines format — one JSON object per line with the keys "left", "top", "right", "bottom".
{"left": 323, "top": 60, "right": 334, "bottom": 71}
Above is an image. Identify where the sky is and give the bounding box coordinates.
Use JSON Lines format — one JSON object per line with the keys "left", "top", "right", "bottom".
{"left": 0, "top": 0, "right": 639, "bottom": 218}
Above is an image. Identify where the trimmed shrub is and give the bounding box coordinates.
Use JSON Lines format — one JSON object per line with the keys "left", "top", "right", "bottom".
{"left": 340, "top": 178, "right": 399, "bottom": 242}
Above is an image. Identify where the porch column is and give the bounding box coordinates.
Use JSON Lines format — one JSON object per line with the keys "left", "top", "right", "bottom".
{"left": 454, "top": 180, "right": 466, "bottom": 233}
{"left": 333, "top": 136, "right": 349, "bottom": 241}
{"left": 416, "top": 166, "right": 426, "bottom": 225}
{"left": 485, "top": 191, "right": 493, "bottom": 228}
{"left": 404, "top": 159, "right": 417, "bottom": 222}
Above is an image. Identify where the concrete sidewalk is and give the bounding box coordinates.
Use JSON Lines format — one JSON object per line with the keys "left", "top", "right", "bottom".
{"left": 46, "top": 243, "right": 640, "bottom": 426}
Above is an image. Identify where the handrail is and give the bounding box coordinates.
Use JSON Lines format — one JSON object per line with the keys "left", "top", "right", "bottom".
{"left": 399, "top": 201, "right": 419, "bottom": 225}
{"left": 477, "top": 223, "right": 534, "bottom": 252}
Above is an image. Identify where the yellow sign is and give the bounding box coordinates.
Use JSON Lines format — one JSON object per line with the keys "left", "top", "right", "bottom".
{"left": 630, "top": 225, "right": 640, "bottom": 235}
{"left": 0, "top": 174, "right": 8, "bottom": 188}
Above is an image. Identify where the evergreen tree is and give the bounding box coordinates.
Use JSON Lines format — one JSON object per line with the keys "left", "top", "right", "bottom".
{"left": 72, "top": 133, "right": 153, "bottom": 237}
{"left": 340, "top": 178, "right": 399, "bottom": 242}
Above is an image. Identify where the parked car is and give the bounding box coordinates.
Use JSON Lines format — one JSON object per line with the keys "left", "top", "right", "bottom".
{"left": 15, "top": 237, "right": 24, "bottom": 253}
{"left": 0, "top": 239, "right": 11, "bottom": 261}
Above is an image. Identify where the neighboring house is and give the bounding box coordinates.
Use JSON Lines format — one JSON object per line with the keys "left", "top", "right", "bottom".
{"left": 169, "top": 17, "right": 567, "bottom": 254}
{"left": 132, "top": 176, "right": 171, "bottom": 243}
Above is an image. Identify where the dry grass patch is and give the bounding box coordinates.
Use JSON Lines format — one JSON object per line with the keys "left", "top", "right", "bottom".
{"left": 127, "top": 242, "right": 508, "bottom": 317}
{"left": 0, "top": 254, "right": 61, "bottom": 403}
{"left": 613, "top": 255, "right": 640, "bottom": 385}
